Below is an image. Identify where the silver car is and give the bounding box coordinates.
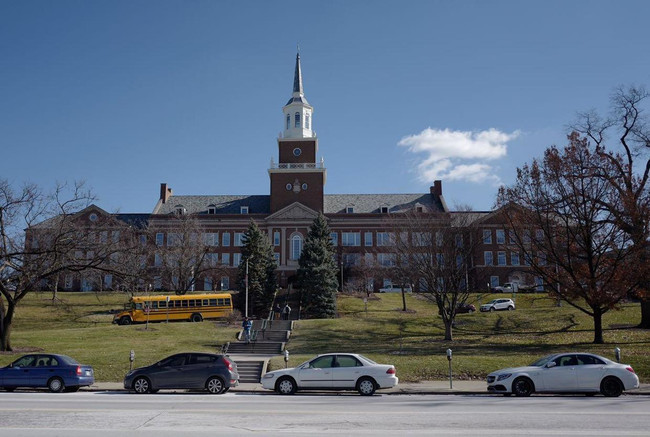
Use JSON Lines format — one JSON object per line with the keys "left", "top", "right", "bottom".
{"left": 480, "top": 298, "right": 515, "bottom": 312}
{"left": 487, "top": 353, "right": 639, "bottom": 397}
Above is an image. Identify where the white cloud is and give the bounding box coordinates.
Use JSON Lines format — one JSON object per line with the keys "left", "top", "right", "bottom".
{"left": 398, "top": 128, "right": 519, "bottom": 185}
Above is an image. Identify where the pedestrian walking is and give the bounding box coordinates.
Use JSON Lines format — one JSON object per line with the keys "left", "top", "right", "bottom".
{"left": 282, "top": 304, "right": 291, "bottom": 320}
{"left": 273, "top": 304, "right": 282, "bottom": 320}
{"left": 242, "top": 317, "right": 252, "bottom": 343}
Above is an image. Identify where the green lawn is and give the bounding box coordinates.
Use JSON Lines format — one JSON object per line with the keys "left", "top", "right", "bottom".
{"left": 1, "top": 291, "right": 648, "bottom": 383}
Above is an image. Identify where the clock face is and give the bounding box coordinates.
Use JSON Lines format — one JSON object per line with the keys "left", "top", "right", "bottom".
{"left": 293, "top": 148, "right": 302, "bottom": 157}
{"left": 89, "top": 213, "right": 98, "bottom": 222}
{"left": 301, "top": 183, "right": 308, "bottom": 190}
{"left": 286, "top": 183, "right": 293, "bottom": 191}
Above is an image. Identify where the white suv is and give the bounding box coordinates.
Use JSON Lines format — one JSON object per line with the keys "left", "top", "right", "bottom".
{"left": 480, "top": 298, "right": 515, "bottom": 312}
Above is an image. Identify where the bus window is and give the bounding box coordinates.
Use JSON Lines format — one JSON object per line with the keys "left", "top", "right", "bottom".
{"left": 181, "top": 300, "right": 188, "bottom": 308}
{"left": 151, "top": 302, "right": 158, "bottom": 309}
{"left": 209, "top": 299, "right": 217, "bottom": 306}
{"left": 225, "top": 298, "right": 231, "bottom": 306}
{"left": 135, "top": 303, "right": 143, "bottom": 310}
{"left": 202, "top": 299, "right": 209, "bottom": 306}
{"left": 159, "top": 301, "right": 166, "bottom": 308}
{"left": 188, "top": 300, "right": 195, "bottom": 307}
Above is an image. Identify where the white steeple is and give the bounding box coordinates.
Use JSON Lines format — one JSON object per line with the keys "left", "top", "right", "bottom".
{"left": 282, "top": 51, "right": 314, "bottom": 139}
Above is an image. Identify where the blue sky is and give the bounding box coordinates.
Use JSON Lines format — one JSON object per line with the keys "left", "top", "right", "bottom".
{"left": 2, "top": 0, "right": 649, "bottom": 213}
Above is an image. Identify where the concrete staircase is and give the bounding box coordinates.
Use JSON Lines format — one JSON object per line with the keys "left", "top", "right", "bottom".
{"left": 235, "top": 360, "right": 265, "bottom": 383}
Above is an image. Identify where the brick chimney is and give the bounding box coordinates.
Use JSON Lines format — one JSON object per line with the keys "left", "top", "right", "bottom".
{"left": 430, "top": 180, "right": 442, "bottom": 197}
{"left": 160, "top": 183, "right": 172, "bottom": 204}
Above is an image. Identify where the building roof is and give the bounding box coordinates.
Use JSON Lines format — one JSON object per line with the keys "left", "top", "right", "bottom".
{"left": 154, "top": 193, "right": 445, "bottom": 215}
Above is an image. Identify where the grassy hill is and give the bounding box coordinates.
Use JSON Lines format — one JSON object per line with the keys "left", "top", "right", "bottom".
{"left": 1, "top": 291, "right": 648, "bottom": 383}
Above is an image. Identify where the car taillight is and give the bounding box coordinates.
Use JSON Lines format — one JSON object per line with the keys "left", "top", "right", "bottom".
{"left": 386, "top": 367, "right": 396, "bottom": 375}
{"left": 223, "top": 358, "right": 233, "bottom": 371}
{"left": 626, "top": 366, "right": 635, "bottom": 373}
{"left": 76, "top": 366, "right": 82, "bottom": 375}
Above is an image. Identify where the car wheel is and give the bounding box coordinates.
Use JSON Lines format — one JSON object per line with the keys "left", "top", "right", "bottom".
{"left": 512, "top": 377, "right": 534, "bottom": 397}
{"left": 119, "top": 316, "right": 132, "bottom": 326}
{"left": 64, "top": 386, "right": 80, "bottom": 393}
{"left": 48, "top": 377, "right": 65, "bottom": 393}
{"left": 357, "top": 377, "right": 377, "bottom": 396}
{"left": 508, "top": 306, "right": 514, "bottom": 311}
{"left": 276, "top": 376, "right": 297, "bottom": 395}
{"left": 489, "top": 307, "right": 495, "bottom": 312}
{"left": 133, "top": 376, "right": 152, "bottom": 394}
{"left": 600, "top": 376, "right": 623, "bottom": 397}
{"left": 468, "top": 309, "right": 475, "bottom": 313}
{"left": 206, "top": 376, "right": 225, "bottom": 394}
{"left": 191, "top": 313, "right": 203, "bottom": 323}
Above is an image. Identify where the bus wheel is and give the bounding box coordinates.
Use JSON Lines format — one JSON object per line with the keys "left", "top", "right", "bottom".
{"left": 119, "top": 316, "right": 132, "bottom": 325}
{"left": 191, "top": 313, "right": 203, "bottom": 322}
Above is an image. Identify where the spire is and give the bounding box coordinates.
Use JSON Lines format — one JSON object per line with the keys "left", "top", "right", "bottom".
{"left": 293, "top": 51, "right": 303, "bottom": 95}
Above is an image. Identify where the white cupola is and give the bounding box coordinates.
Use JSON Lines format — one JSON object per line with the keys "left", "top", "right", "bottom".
{"left": 282, "top": 51, "right": 314, "bottom": 139}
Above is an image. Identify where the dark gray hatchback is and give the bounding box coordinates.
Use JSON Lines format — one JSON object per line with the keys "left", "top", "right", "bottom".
{"left": 124, "top": 352, "right": 239, "bottom": 394}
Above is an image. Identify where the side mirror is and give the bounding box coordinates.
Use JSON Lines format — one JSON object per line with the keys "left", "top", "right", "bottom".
{"left": 545, "top": 361, "right": 557, "bottom": 368}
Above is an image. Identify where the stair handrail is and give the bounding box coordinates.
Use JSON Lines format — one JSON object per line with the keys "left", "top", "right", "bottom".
{"left": 221, "top": 342, "right": 229, "bottom": 355}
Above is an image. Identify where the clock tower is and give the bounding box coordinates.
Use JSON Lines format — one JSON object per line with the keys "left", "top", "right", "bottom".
{"left": 269, "top": 52, "right": 326, "bottom": 213}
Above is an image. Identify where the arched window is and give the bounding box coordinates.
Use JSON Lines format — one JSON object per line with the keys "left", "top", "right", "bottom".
{"left": 305, "top": 114, "right": 310, "bottom": 129}
{"left": 290, "top": 234, "right": 303, "bottom": 260}
{"left": 294, "top": 112, "right": 301, "bottom": 128}
{"left": 286, "top": 114, "right": 290, "bottom": 130}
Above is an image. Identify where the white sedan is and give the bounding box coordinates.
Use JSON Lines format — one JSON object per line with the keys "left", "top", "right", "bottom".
{"left": 261, "top": 353, "right": 398, "bottom": 396}
{"left": 487, "top": 352, "right": 639, "bottom": 397}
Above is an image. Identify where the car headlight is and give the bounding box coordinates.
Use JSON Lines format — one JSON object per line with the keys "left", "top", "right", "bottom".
{"left": 125, "top": 370, "right": 135, "bottom": 378}
{"left": 263, "top": 373, "right": 275, "bottom": 379}
{"left": 497, "top": 373, "right": 512, "bottom": 381}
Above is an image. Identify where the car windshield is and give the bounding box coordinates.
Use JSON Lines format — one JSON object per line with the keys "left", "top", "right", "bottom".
{"left": 529, "top": 354, "right": 555, "bottom": 367}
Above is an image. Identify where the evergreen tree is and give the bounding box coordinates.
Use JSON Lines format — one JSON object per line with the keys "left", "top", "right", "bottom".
{"left": 297, "top": 213, "right": 338, "bottom": 318}
{"left": 236, "top": 221, "right": 277, "bottom": 317}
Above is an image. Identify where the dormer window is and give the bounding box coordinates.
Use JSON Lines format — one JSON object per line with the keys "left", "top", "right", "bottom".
{"left": 286, "top": 114, "right": 290, "bottom": 130}
{"left": 174, "top": 205, "right": 186, "bottom": 215}
{"left": 294, "top": 112, "right": 301, "bottom": 128}
{"left": 346, "top": 206, "right": 354, "bottom": 214}
{"left": 380, "top": 206, "right": 389, "bottom": 214}
{"left": 207, "top": 205, "right": 216, "bottom": 215}
{"left": 415, "top": 203, "right": 424, "bottom": 213}
{"left": 240, "top": 206, "right": 249, "bottom": 214}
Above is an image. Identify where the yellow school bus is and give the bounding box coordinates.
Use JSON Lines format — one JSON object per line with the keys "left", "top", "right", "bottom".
{"left": 113, "top": 293, "right": 233, "bottom": 325}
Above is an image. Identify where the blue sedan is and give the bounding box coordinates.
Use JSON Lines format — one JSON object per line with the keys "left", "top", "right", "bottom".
{"left": 0, "top": 354, "right": 94, "bottom": 392}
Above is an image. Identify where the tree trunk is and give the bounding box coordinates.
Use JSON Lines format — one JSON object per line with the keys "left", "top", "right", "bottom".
{"left": 593, "top": 308, "right": 604, "bottom": 344}
{"left": 51, "top": 278, "right": 59, "bottom": 301}
{"left": 444, "top": 319, "right": 453, "bottom": 341}
{"left": 0, "top": 303, "right": 14, "bottom": 352}
{"left": 639, "top": 298, "right": 650, "bottom": 329}
{"left": 401, "top": 290, "right": 407, "bottom": 312}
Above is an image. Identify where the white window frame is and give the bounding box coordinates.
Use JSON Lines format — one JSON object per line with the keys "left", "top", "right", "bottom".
{"left": 290, "top": 234, "right": 303, "bottom": 260}
{"left": 222, "top": 232, "right": 231, "bottom": 247}
{"left": 342, "top": 232, "right": 361, "bottom": 247}
{"left": 234, "top": 232, "right": 245, "bottom": 247}
{"left": 273, "top": 231, "right": 281, "bottom": 246}
{"left": 484, "top": 251, "right": 493, "bottom": 266}
{"left": 483, "top": 229, "right": 492, "bottom": 244}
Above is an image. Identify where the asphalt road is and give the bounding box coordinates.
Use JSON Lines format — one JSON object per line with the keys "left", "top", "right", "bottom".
{"left": 1, "top": 391, "right": 649, "bottom": 436}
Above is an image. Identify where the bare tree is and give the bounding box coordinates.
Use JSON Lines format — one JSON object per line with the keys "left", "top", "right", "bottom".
{"left": 572, "top": 86, "right": 650, "bottom": 328}
{"left": 497, "top": 133, "right": 639, "bottom": 344}
{"left": 154, "top": 215, "right": 226, "bottom": 295}
{"left": 0, "top": 180, "right": 124, "bottom": 351}
{"left": 390, "top": 209, "right": 479, "bottom": 340}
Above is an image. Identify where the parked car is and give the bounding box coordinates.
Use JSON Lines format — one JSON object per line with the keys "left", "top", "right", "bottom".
{"left": 480, "top": 298, "right": 515, "bottom": 312}
{"left": 379, "top": 284, "right": 412, "bottom": 293}
{"left": 0, "top": 354, "right": 94, "bottom": 393}
{"left": 456, "top": 303, "right": 476, "bottom": 313}
{"left": 261, "top": 353, "right": 398, "bottom": 396}
{"left": 124, "top": 352, "right": 239, "bottom": 394}
{"left": 487, "top": 352, "right": 639, "bottom": 397}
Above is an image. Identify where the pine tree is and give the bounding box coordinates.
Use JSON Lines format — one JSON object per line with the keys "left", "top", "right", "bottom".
{"left": 297, "top": 213, "right": 338, "bottom": 318}
{"left": 236, "top": 221, "right": 277, "bottom": 317}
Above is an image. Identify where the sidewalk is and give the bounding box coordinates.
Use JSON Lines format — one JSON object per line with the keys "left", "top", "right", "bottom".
{"left": 86, "top": 380, "right": 650, "bottom": 395}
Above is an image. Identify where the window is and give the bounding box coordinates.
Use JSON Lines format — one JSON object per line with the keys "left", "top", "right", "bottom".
{"left": 206, "top": 253, "right": 218, "bottom": 266}
{"left": 286, "top": 114, "right": 290, "bottom": 130}
{"left": 484, "top": 251, "right": 494, "bottom": 266}
{"left": 538, "top": 252, "right": 547, "bottom": 266}
{"left": 64, "top": 275, "right": 73, "bottom": 290}
{"left": 496, "top": 229, "right": 505, "bottom": 244}
{"left": 490, "top": 276, "right": 500, "bottom": 288}
{"left": 273, "top": 231, "right": 280, "bottom": 246}
{"left": 509, "top": 230, "right": 517, "bottom": 244}
{"left": 175, "top": 205, "right": 186, "bottom": 215}
{"left": 497, "top": 251, "right": 506, "bottom": 266}
{"left": 154, "top": 253, "right": 162, "bottom": 267}
{"left": 416, "top": 206, "right": 424, "bottom": 213}
{"left": 511, "top": 252, "right": 520, "bottom": 266}
{"left": 364, "top": 232, "right": 373, "bottom": 246}
{"left": 233, "top": 253, "right": 242, "bottom": 266}
{"left": 330, "top": 232, "right": 338, "bottom": 246}
{"left": 413, "top": 232, "right": 431, "bottom": 246}
{"left": 221, "top": 277, "right": 229, "bottom": 290}
{"left": 523, "top": 230, "right": 531, "bottom": 244}
{"left": 535, "top": 276, "right": 544, "bottom": 291}
{"left": 483, "top": 229, "right": 492, "bottom": 244}
{"left": 221, "top": 253, "right": 230, "bottom": 266}
{"left": 203, "top": 233, "right": 219, "bottom": 246}
{"left": 273, "top": 253, "right": 280, "bottom": 265}
{"left": 455, "top": 234, "right": 463, "bottom": 247}
{"left": 100, "top": 231, "right": 108, "bottom": 243}
{"left": 343, "top": 253, "right": 361, "bottom": 267}
{"left": 380, "top": 206, "right": 389, "bottom": 213}
{"left": 234, "top": 232, "right": 245, "bottom": 247}
{"left": 222, "top": 232, "right": 231, "bottom": 247}
{"left": 376, "top": 232, "right": 394, "bottom": 246}
{"left": 167, "top": 233, "right": 181, "bottom": 246}
{"left": 207, "top": 205, "right": 216, "bottom": 214}
{"left": 154, "top": 276, "right": 162, "bottom": 290}
{"left": 294, "top": 112, "right": 300, "bottom": 128}
{"left": 240, "top": 206, "right": 249, "bottom": 214}
{"left": 293, "top": 148, "right": 302, "bottom": 156}
{"left": 346, "top": 206, "right": 354, "bottom": 213}
{"left": 112, "top": 231, "right": 120, "bottom": 243}
{"left": 364, "top": 253, "right": 374, "bottom": 265}
{"left": 342, "top": 232, "right": 361, "bottom": 246}
{"left": 139, "top": 235, "right": 147, "bottom": 245}
{"left": 103, "top": 275, "right": 112, "bottom": 290}
{"left": 377, "top": 253, "right": 396, "bottom": 267}
{"left": 291, "top": 234, "right": 303, "bottom": 260}
{"left": 156, "top": 233, "right": 164, "bottom": 246}
{"left": 305, "top": 113, "right": 310, "bottom": 129}
{"left": 535, "top": 229, "right": 544, "bottom": 241}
